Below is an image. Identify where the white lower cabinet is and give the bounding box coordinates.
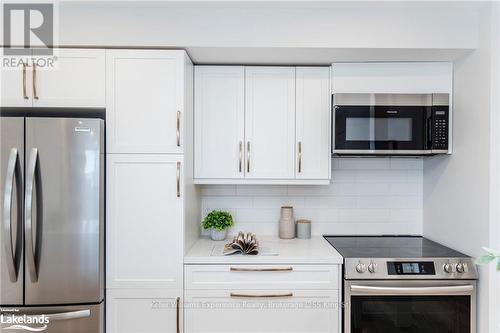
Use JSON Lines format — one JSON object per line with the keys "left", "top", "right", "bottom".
{"left": 106, "top": 154, "right": 183, "bottom": 290}
{"left": 184, "top": 289, "right": 339, "bottom": 333}
{"left": 184, "top": 264, "right": 341, "bottom": 333}
{"left": 107, "top": 289, "right": 182, "bottom": 333}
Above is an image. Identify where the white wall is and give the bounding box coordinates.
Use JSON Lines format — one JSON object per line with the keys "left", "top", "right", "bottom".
{"left": 201, "top": 157, "right": 423, "bottom": 236}
{"left": 488, "top": 4, "right": 500, "bottom": 332}
{"left": 423, "top": 3, "right": 499, "bottom": 332}
{"left": 57, "top": 2, "right": 479, "bottom": 49}
{"left": 35, "top": 1, "right": 482, "bottom": 63}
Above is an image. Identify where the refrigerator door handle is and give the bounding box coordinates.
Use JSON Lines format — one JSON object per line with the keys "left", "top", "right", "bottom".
{"left": 25, "top": 148, "right": 39, "bottom": 283}
{"left": 3, "top": 148, "right": 22, "bottom": 282}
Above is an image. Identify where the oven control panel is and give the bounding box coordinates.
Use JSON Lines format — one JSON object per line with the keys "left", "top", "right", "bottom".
{"left": 345, "top": 258, "right": 478, "bottom": 280}
{"left": 387, "top": 261, "right": 436, "bottom": 275}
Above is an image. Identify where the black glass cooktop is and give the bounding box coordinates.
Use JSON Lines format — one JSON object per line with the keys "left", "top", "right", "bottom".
{"left": 324, "top": 236, "right": 468, "bottom": 258}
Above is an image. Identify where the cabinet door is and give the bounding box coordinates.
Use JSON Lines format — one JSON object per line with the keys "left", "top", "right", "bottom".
{"left": 185, "top": 290, "right": 340, "bottom": 333}
{"left": 1, "top": 55, "right": 33, "bottom": 107}
{"left": 296, "top": 67, "right": 331, "bottom": 179}
{"left": 194, "top": 66, "right": 245, "bottom": 179}
{"left": 107, "top": 154, "right": 183, "bottom": 289}
{"left": 107, "top": 50, "right": 185, "bottom": 154}
{"left": 107, "top": 289, "right": 182, "bottom": 333}
{"left": 33, "top": 49, "right": 105, "bottom": 107}
{"left": 245, "top": 67, "right": 295, "bottom": 179}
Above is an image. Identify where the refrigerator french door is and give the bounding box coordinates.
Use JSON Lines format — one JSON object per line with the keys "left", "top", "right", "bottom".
{"left": 1, "top": 116, "right": 104, "bottom": 333}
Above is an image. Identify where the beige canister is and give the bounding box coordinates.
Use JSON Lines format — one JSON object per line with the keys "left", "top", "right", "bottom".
{"left": 279, "top": 206, "right": 295, "bottom": 239}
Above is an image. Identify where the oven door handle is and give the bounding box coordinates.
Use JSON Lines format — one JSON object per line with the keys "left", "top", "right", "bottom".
{"left": 350, "top": 284, "right": 474, "bottom": 295}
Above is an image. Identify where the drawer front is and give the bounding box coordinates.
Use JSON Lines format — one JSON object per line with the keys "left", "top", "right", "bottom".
{"left": 185, "top": 289, "right": 340, "bottom": 333}
{"left": 185, "top": 265, "right": 339, "bottom": 290}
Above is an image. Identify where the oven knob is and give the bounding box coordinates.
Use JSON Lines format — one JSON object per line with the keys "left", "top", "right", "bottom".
{"left": 356, "top": 263, "right": 367, "bottom": 273}
{"left": 456, "top": 263, "right": 467, "bottom": 273}
{"left": 444, "top": 263, "right": 454, "bottom": 273}
{"left": 368, "top": 263, "right": 378, "bottom": 273}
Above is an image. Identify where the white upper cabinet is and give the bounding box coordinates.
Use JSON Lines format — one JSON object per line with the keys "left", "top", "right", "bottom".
{"left": 106, "top": 154, "right": 183, "bottom": 289}
{"left": 331, "top": 62, "right": 453, "bottom": 94}
{"left": 194, "top": 65, "right": 331, "bottom": 184}
{"left": 106, "top": 50, "right": 190, "bottom": 154}
{"left": 296, "top": 67, "right": 331, "bottom": 179}
{"left": 1, "top": 49, "right": 104, "bottom": 108}
{"left": 194, "top": 66, "right": 245, "bottom": 179}
{"left": 33, "top": 49, "right": 105, "bottom": 107}
{"left": 245, "top": 67, "right": 296, "bottom": 179}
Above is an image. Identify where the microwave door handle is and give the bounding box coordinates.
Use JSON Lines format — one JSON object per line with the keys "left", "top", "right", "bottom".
{"left": 350, "top": 284, "right": 474, "bottom": 295}
{"left": 427, "top": 116, "right": 433, "bottom": 149}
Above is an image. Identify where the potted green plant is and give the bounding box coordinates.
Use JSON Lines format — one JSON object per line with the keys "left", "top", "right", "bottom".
{"left": 201, "top": 210, "right": 234, "bottom": 241}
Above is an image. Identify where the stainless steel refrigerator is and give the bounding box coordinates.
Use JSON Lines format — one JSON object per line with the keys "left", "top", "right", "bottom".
{"left": 0, "top": 117, "right": 104, "bottom": 332}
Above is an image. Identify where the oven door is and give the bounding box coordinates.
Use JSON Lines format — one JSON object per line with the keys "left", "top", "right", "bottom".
{"left": 345, "top": 280, "right": 476, "bottom": 333}
{"left": 334, "top": 105, "right": 429, "bottom": 155}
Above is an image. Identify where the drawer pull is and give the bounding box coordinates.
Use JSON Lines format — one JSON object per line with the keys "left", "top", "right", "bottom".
{"left": 230, "top": 292, "right": 293, "bottom": 298}
{"left": 230, "top": 267, "right": 293, "bottom": 272}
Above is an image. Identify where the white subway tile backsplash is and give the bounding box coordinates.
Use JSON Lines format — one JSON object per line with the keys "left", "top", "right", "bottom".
{"left": 200, "top": 157, "right": 423, "bottom": 236}
{"left": 236, "top": 185, "right": 288, "bottom": 196}
{"left": 200, "top": 185, "right": 236, "bottom": 196}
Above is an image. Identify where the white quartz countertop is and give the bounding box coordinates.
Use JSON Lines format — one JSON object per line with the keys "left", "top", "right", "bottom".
{"left": 184, "top": 236, "right": 343, "bottom": 265}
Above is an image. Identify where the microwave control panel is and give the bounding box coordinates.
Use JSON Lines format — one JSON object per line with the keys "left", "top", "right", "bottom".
{"left": 431, "top": 107, "right": 449, "bottom": 150}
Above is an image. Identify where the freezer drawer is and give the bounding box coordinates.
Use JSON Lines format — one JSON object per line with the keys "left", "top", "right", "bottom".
{"left": 0, "top": 303, "right": 103, "bottom": 333}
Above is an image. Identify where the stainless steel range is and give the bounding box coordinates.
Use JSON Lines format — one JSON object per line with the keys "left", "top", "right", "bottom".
{"left": 324, "top": 236, "right": 478, "bottom": 333}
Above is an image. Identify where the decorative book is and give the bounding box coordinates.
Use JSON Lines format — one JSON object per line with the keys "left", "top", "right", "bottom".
{"left": 223, "top": 232, "right": 259, "bottom": 255}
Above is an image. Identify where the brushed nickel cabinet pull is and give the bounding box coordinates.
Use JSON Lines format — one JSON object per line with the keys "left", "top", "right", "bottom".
{"left": 230, "top": 267, "right": 293, "bottom": 272}
{"left": 230, "top": 292, "right": 293, "bottom": 298}
{"left": 176, "top": 297, "right": 180, "bottom": 333}
{"left": 238, "top": 141, "right": 243, "bottom": 173}
{"left": 32, "top": 63, "right": 39, "bottom": 100}
{"left": 176, "top": 111, "right": 181, "bottom": 147}
{"left": 298, "top": 141, "right": 302, "bottom": 173}
{"left": 22, "top": 63, "right": 29, "bottom": 99}
{"left": 176, "top": 162, "right": 181, "bottom": 198}
{"left": 247, "top": 142, "right": 251, "bottom": 173}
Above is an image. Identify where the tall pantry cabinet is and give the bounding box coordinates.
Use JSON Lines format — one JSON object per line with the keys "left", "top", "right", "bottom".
{"left": 105, "top": 50, "right": 196, "bottom": 333}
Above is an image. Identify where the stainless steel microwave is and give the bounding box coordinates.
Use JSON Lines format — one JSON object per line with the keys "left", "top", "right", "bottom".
{"left": 333, "top": 93, "right": 450, "bottom": 156}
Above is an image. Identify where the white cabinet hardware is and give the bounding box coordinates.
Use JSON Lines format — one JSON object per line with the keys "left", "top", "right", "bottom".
{"left": 176, "top": 161, "right": 181, "bottom": 198}
{"left": 32, "top": 63, "right": 39, "bottom": 100}
{"left": 230, "top": 266, "right": 293, "bottom": 272}
{"left": 22, "top": 62, "right": 28, "bottom": 100}
{"left": 230, "top": 292, "right": 294, "bottom": 298}
{"left": 176, "top": 110, "right": 181, "bottom": 147}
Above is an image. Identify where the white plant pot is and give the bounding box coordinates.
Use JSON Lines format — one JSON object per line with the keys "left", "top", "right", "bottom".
{"left": 210, "top": 229, "right": 228, "bottom": 241}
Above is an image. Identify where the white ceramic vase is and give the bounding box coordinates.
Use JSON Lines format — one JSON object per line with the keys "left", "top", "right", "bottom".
{"left": 210, "top": 229, "right": 228, "bottom": 241}
{"left": 279, "top": 206, "right": 295, "bottom": 239}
